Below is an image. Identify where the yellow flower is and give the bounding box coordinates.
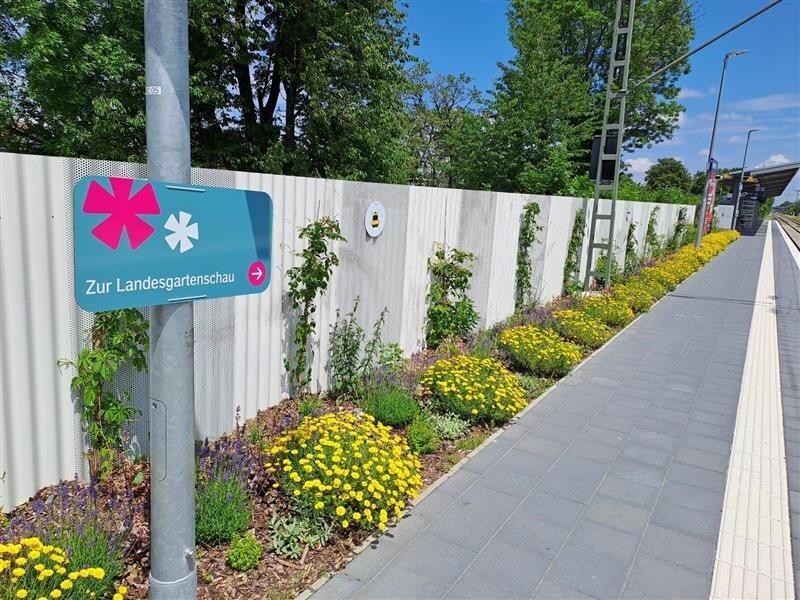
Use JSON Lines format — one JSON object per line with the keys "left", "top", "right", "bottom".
{"left": 60, "top": 580, "right": 73, "bottom": 590}
{"left": 49, "top": 591, "right": 61, "bottom": 599}
{"left": 16, "top": 590, "right": 28, "bottom": 599}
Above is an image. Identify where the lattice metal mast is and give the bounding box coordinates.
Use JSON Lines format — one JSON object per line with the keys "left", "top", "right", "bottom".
{"left": 582, "top": 0, "right": 636, "bottom": 291}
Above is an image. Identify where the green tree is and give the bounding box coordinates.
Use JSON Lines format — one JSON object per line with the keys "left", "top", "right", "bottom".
{"left": 645, "top": 157, "right": 691, "bottom": 191}
{"left": 690, "top": 170, "right": 707, "bottom": 195}
{"left": 1, "top": 0, "right": 415, "bottom": 182}
{"left": 406, "top": 63, "right": 482, "bottom": 188}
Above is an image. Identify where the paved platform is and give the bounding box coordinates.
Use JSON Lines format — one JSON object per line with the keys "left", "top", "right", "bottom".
{"left": 315, "top": 223, "right": 799, "bottom": 600}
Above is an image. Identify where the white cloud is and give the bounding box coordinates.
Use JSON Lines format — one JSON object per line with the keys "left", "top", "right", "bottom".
{"left": 697, "top": 149, "right": 710, "bottom": 157}
{"left": 626, "top": 157, "right": 654, "bottom": 182}
{"left": 678, "top": 87, "right": 705, "bottom": 100}
{"left": 729, "top": 94, "right": 800, "bottom": 112}
{"left": 727, "top": 135, "right": 745, "bottom": 144}
{"left": 758, "top": 153, "right": 792, "bottom": 167}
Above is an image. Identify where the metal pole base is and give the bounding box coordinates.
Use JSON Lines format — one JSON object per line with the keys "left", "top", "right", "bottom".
{"left": 149, "top": 568, "right": 197, "bottom": 600}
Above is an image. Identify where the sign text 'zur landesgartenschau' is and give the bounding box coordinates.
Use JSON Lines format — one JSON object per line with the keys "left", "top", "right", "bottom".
{"left": 73, "top": 176, "right": 272, "bottom": 311}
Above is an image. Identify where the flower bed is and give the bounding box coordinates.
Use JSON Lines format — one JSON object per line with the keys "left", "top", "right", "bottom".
{"left": 420, "top": 355, "right": 527, "bottom": 423}
{"left": 551, "top": 309, "right": 613, "bottom": 348}
{"left": 499, "top": 325, "right": 582, "bottom": 377}
{"left": 2, "top": 230, "right": 740, "bottom": 599}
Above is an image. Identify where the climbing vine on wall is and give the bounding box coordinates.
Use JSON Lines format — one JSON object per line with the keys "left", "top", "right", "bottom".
{"left": 285, "top": 217, "right": 347, "bottom": 396}
{"left": 562, "top": 209, "right": 585, "bottom": 296}
{"left": 667, "top": 207, "right": 688, "bottom": 252}
{"left": 624, "top": 221, "right": 639, "bottom": 275}
{"left": 515, "top": 201, "right": 542, "bottom": 310}
{"left": 644, "top": 206, "right": 663, "bottom": 260}
{"left": 58, "top": 309, "right": 149, "bottom": 479}
{"left": 426, "top": 245, "right": 479, "bottom": 348}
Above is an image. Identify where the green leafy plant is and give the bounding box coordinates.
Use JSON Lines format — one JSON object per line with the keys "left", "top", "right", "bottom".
{"left": 0, "top": 471, "right": 6, "bottom": 527}
{"left": 407, "top": 416, "right": 440, "bottom": 454}
{"left": 58, "top": 309, "right": 148, "bottom": 479}
{"left": 644, "top": 206, "right": 664, "bottom": 259}
{"left": 364, "top": 386, "right": 420, "bottom": 427}
{"left": 426, "top": 246, "right": 480, "bottom": 348}
{"left": 594, "top": 245, "right": 621, "bottom": 288}
{"left": 196, "top": 470, "right": 252, "bottom": 545}
{"left": 456, "top": 434, "right": 486, "bottom": 452}
{"left": 327, "top": 298, "right": 389, "bottom": 401}
{"left": 226, "top": 531, "right": 264, "bottom": 572}
{"left": 515, "top": 201, "right": 542, "bottom": 309}
{"left": 517, "top": 375, "right": 551, "bottom": 400}
{"left": 285, "top": 217, "right": 346, "bottom": 396}
{"left": 624, "top": 221, "right": 640, "bottom": 275}
{"left": 298, "top": 395, "right": 323, "bottom": 419}
{"left": 268, "top": 515, "right": 334, "bottom": 560}
{"left": 563, "top": 209, "right": 585, "bottom": 296}
{"left": 667, "top": 207, "right": 688, "bottom": 252}
{"left": 429, "top": 413, "right": 471, "bottom": 441}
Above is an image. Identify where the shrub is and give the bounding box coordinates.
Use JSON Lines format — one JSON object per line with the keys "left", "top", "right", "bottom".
{"left": 226, "top": 531, "right": 263, "bottom": 572}
{"left": 638, "top": 264, "right": 680, "bottom": 291}
{"left": 298, "top": 395, "right": 323, "bottom": 419}
{"left": 0, "top": 536, "right": 127, "bottom": 600}
{"left": 499, "top": 325, "right": 582, "bottom": 378}
{"left": 551, "top": 309, "right": 612, "bottom": 348}
{"left": 196, "top": 471, "right": 252, "bottom": 545}
{"left": 429, "top": 413, "right": 472, "bottom": 441}
{"left": 420, "top": 356, "right": 527, "bottom": 423}
{"left": 426, "top": 246, "right": 480, "bottom": 348}
{"left": 517, "top": 375, "right": 552, "bottom": 399}
{"left": 610, "top": 284, "right": 655, "bottom": 314}
{"left": 407, "top": 417, "right": 440, "bottom": 454}
{"left": 580, "top": 295, "right": 634, "bottom": 327}
{"left": 626, "top": 276, "right": 667, "bottom": 299}
{"left": 328, "top": 298, "right": 389, "bottom": 401}
{"left": 364, "top": 386, "right": 420, "bottom": 427}
{"left": 268, "top": 515, "right": 333, "bottom": 560}
{"left": 266, "top": 412, "right": 422, "bottom": 532}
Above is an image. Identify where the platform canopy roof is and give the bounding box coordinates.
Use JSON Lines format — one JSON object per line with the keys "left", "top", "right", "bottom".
{"left": 724, "top": 161, "right": 800, "bottom": 198}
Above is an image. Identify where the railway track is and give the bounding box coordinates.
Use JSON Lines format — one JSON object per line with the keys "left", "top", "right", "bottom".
{"left": 775, "top": 213, "right": 800, "bottom": 250}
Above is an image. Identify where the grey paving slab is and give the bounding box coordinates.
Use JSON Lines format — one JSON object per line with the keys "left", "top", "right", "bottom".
{"left": 314, "top": 233, "right": 767, "bottom": 599}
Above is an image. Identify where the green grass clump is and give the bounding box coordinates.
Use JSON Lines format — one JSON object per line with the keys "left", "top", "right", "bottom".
{"left": 407, "top": 417, "right": 440, "bottom": 454}
{"left": 196, "top": 473, "right": 252, "bottom": 545}
{"left": 364, "top": 386, "right": 420, "bottom": 427}
{"left": 226, "top": 531, "right": 263, "bottom": 572}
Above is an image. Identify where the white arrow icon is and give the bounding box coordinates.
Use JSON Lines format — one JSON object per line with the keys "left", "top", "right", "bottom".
{"left": 250, "top": 265, "right": 264, "bottom": 281}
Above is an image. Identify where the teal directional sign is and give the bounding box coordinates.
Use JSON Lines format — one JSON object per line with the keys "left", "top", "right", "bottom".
{"left": 73, "top": 176, "right": 272, "bottom": 311}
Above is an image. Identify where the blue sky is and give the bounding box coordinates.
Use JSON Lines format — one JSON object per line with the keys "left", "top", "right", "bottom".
{"left": 404, "top": 0, "right": 800, "bottom": 204}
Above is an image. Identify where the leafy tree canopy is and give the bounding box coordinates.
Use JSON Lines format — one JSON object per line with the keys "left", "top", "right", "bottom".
{"left": 0, "top": 0, "right": 416, "bottom": 183}
{"left": 645, "top": 157, "right": 691, "bottom": 191}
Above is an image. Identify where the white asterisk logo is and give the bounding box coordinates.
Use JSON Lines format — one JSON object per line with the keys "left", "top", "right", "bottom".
{"left": 164, "top": 211, "right": 199, "bottom": 253}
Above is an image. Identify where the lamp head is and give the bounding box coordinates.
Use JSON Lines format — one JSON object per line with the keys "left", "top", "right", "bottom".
{"left": 726, "top": 49, "right": 748, "bottom": 58}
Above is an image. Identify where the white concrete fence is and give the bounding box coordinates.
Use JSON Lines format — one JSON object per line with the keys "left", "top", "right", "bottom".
{"left": 0, "top": 152, "right": 694, "bottom": 507}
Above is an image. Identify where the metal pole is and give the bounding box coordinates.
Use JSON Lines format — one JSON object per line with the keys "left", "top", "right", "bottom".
{"left": 731, "top": 128, "right": 758, "bottom": 230}
{"left": 696, "top": 50, "right": 745, "bottom": 247}
{"left": 145, "top": 1, "right": 197, "bottom": 598}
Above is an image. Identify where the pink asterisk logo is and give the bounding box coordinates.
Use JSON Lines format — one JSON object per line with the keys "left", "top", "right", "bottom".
{"left": 83, "top": 177, "right": 160, "bottom": 250}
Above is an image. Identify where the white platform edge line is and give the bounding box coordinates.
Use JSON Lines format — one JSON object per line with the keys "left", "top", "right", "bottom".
{"left": 710, "top": 223, "right": 796, "bottom": 600}
{"left": 776, "top": 218, "right": 800, "bottom": 270}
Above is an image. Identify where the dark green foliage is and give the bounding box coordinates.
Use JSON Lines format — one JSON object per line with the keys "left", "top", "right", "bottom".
{"left": 515, "top": 202, "right": 542, "bottom": 309}
{"left": 58, "top": 309, "right": 148, "bottom": 479}
{"left": 594, "top": 249, "right": 621, "bottom": 288}
{"left": 196, "top": 473, "right": 252, "bottom": 545}
{"left": 624, "top": 222, "right": 640, "bottom": 275}
{"left": 285, "top": 217, "right": 346, "bottom": 395}
{"left": 365, "top": 386, "right": 419, "bottom": 427}
{"left": 645, "top": 158, "right": 692, "bottom": 192}
{"left": 429, "top": 412, "right": 472, "bottom": 441}
{"left": 407, "top": 417, "right": 440, "bottom": 454}
{"left": 1, "top": 0, "right": 416, "bottom": 182}
{"left": 426, "top": 246, "right": 479, "bottom": 348}
{"left": 298, "top": 395, "right": 323, "bottom": 419}
{"left": 644, "top": 207, "right": 664, "bottom": 259}
{"left": 563, "top": 209, "right": 586, "bottom": 296}
{"left": 226, "top": 531, "right": 263, "bottom": 572}
{"left": 667, "top": 207, "right": 688, "bottom": 252}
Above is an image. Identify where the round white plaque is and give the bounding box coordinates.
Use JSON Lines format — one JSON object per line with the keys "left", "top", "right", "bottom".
{"left": 365, "top": 201, "right": 386, "bottom": 238}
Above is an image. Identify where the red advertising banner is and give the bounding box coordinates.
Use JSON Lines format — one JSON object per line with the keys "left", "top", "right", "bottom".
{"left": 703, "top": 172, "right": 718, "bottom": 233}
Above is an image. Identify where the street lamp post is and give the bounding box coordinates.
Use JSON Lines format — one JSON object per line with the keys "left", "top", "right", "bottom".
{"left": 695, "top": 49, "right": 747, "bottom": 247}
{"left": 731, "top": 128, "right": 759, "bottom": 230}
